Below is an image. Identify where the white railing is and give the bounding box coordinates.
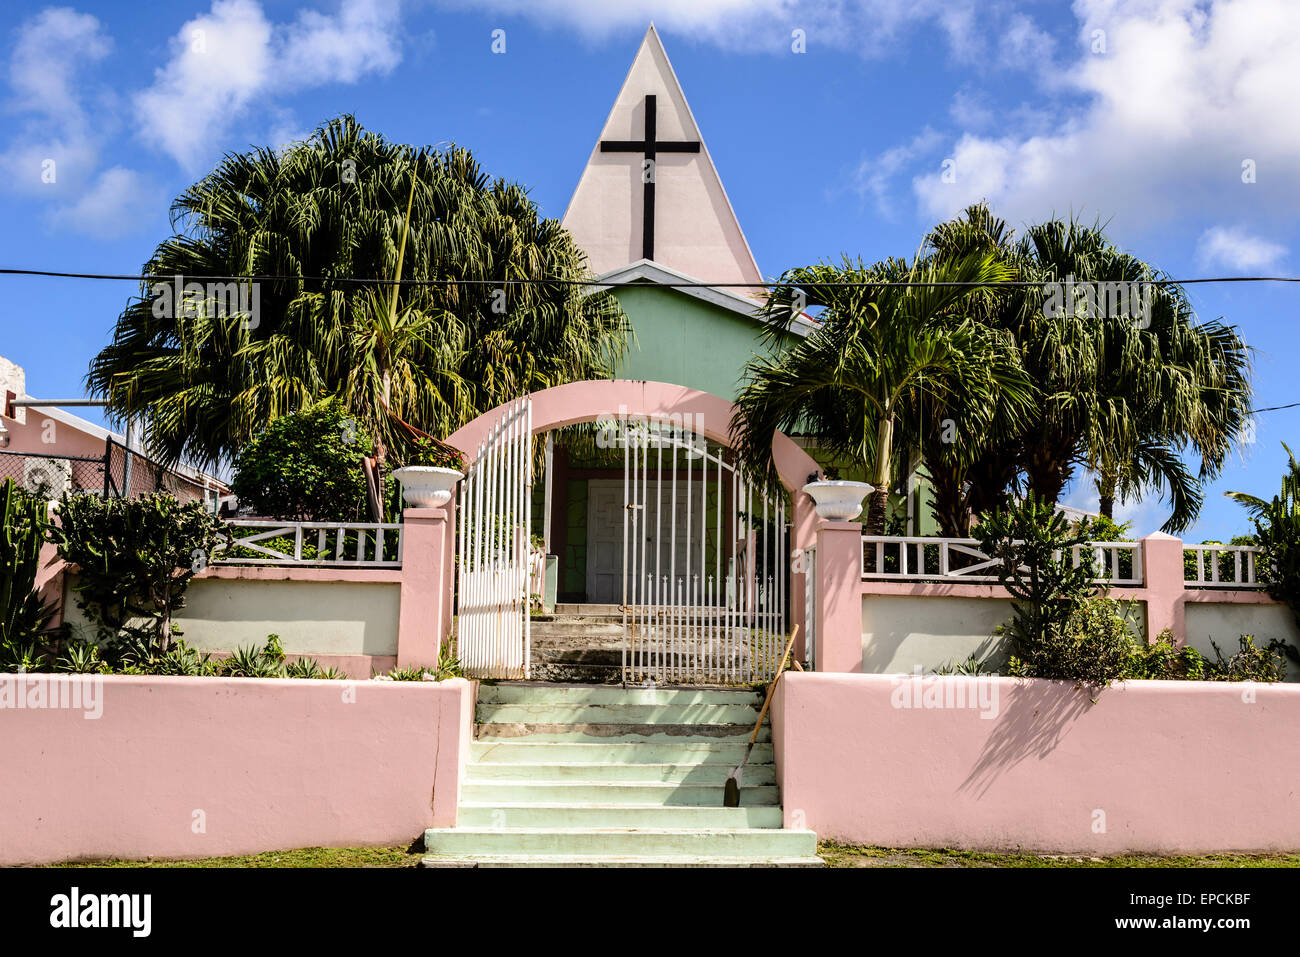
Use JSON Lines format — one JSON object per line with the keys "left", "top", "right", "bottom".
{"left": 1184, "top": 545, "right": 1264, "bottom": 589}
{"left": 216, "top": 520, "right": 403, "bottom": 567}
{"left": 861, "top": 536, "right": 1143, "bottom": 586}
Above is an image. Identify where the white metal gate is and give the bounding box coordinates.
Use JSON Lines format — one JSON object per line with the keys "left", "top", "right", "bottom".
{"left": 456, "top": 398, "right": 533, "bottom": 678}
{"left": 621, "top": 426, "right": 787, "bottom": 685}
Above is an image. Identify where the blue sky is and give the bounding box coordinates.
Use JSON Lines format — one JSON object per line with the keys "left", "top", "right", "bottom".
{"left": 1, "top": 0, "right": 1297, "bottom": 541}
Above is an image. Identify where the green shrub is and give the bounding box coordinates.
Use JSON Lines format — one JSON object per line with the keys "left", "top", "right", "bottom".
{"left": 1124, "top": 629, "right": 1207, "bottom": 680}
{"left": 1, "top": 478, "right": 60, "bottom": 669}
{"left": 55, "top": 492, "right": 226, "bottom": 662}
{"left": 1004, "top": 598, "right": 1138, "bottom": 685}
{"left": 1207, "top": 634, "right": 1287, "bottom": 683}
{"left": 231, "top": 401, "right": 374, "bottom": 522}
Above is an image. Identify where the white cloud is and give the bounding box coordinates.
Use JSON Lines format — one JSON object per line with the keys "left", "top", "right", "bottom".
{"left": 281, "top": 0, "right": 403, "bottom": 85}
{"left": 910, "top": 0, "right": 1300, "bottom": 234}
{"left": 0, "top": 7, "right": 112, "bottom": 193}
{"left": 998, "top": 12, "right": 1056, "bottom": 68}
{"left": 48, "top": 166, "right": 163, "bottom": 238}
{"left": 1196, "top": 225, "right": 1287, "bottom": 272}
{"left": 949, "top": 90, "right": 994, "bottom": 129}
{"left": 133, "top": 0, "right": 402, "bottom": 170}
{"left": 854, "top": 127, "right": 943, "bottom": 218}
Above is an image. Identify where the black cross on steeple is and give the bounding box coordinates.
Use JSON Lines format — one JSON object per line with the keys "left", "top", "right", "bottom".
{"left": 600, "top": 94, "right": 701, "bottom": 262}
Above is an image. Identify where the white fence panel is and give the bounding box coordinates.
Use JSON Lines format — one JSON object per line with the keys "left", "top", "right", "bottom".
{"left": 456, "top": 399, "right": 533, "bottom": 678}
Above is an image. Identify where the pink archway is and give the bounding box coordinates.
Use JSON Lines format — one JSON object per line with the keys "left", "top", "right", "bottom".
{"left": 447, "top": 379, "right": 823, "bottom": 645}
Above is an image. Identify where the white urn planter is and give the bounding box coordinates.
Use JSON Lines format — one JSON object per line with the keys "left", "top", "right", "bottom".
{"left": 392, "top": 466, "right": 464, "bottom": 508}
{"left": 801, "top": 480, "right": 875, "bottom": 521}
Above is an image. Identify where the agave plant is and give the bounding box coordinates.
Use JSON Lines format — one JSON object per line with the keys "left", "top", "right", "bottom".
{"left": 285, "top": 657, "right": 323, "bottom": 679}
{"left": 53, "top": 640, "right": 104, "bottom": 674}
{"left": 1, "top": 478, "right": 59, "bottom": 665}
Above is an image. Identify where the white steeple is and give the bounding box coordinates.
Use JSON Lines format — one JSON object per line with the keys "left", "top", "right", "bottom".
{"left": 561, "top": 24, "right": 763, "bottom": 286}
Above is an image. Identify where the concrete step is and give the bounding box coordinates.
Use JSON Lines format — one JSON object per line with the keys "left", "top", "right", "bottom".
{"left": 471, "top": 740, "right": 773, "bottom": 764}
{"left": 467, "top": 762, "right": 775, "bottom": 786}
{"left": 553, "top": 603, "right": 621, "bottom": 616}
{"left": 457, "top": 803, "right": 784, "bottom": 828}
{"left": 477, "top": 684, "right": 761, "bottom": 706}
{"left": 421, "top": 854, "right": 823, "bottom": 868}
{"left": 475, "top": 723, "right": 771, "bottom": 743}
{"left": 530, "top": 623, "right": 625, "bottom": 639}
{"left": 529, "top": 662, "right": 624, "bottom": 684}
{"left": 423, "top": 826, "right": 817, "bottom": 859}
{"left": 460, "top": 781, "right": 779, "bottom": 806}
{"left": 476, "top": 702, "right": 760, "bottom": 725}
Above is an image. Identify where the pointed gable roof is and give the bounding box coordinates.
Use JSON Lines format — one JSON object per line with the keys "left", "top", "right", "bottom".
{"left": 562, "top": 24, "right": 763, "bottom": 286}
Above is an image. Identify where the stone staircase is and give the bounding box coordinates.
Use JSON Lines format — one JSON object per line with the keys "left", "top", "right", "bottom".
{"left": 530, "top": 605, "right": 753, "bottom": 684}
{"left": 530, "top": 607, "right": 624, "bottom": 683}
{"left": 421, "top": 683, "right": 821, "bottom": 867}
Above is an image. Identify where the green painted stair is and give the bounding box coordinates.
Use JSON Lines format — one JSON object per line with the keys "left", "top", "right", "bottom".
{"left": 422, "top": 683, "right": 821, "bottom": 868}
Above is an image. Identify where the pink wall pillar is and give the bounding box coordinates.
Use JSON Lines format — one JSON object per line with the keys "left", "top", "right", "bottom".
{"left": 1140, "top": 531, "right": 1185, "bottom": 644}
{"left": 814, "top": 520, "right": 863, "bottom": 673}
{"left": 397, "top": 507, "right": 452, "bottom": 668}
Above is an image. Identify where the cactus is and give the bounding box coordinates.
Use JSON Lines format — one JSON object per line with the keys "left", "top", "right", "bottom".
{"left": 0, "top": 478, "right": 58, "bottom": 662}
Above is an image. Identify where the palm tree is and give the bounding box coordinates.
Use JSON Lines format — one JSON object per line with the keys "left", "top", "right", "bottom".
{"left": 913, "top": 203, "right": 1035, "bottom": 534}
{"left": 1227, "top": 444, "right": 1300, "bottom": 663}
{"left": 731, "top": 252, "right": 1033, "bottom": 537}
{"left": 1015, "top": 219, "right": 1252, "bottom": 531}
{"left": 88, "top": 115, "right": 627, "bottom": 472}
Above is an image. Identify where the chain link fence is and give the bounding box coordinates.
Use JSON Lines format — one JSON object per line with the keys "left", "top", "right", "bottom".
{"left": 0, "top": 437, "right": 214, "bottom": 502}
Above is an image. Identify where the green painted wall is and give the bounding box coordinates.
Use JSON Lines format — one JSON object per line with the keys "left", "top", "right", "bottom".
{"left": 611, "top": 285, "right": 774, "bottom": 400}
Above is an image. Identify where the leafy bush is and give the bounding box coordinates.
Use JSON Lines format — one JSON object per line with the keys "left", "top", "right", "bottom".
{"left": 1003, "top": 598, "right": 1138, "bottom": 685}
{"left": 1207, "top": 634, "right": 1287, "bottom": 683}
{"left": 55, "top": 492, "right": 226, "bottom": 661}
{"left": 1124, "top": 629, "right": 1207, "bottom": 680}
{"left": 1, "top": 478, "right": 60, "bottom": 669}
{"left": 231, "top": 401, "right": 374, "bottom": 521}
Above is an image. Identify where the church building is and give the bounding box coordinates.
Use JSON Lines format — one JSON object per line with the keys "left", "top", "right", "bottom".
{"left": 534, "top": 25, "right": 926, "bottom": 608}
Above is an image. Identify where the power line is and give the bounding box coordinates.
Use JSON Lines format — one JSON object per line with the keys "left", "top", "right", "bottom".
{"left": 3, "top": 267, "right": 1300, "bottom": 289}
{"left": 1249, "top": 401, "right": 1300, "bottom": 414}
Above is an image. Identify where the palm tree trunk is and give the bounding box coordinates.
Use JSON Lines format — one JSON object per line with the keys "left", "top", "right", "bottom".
{"left": 1097, "top": 470, "right": 1117, "bottom": 520}
{"left": 864, "top": 415, "right": 894, "bottom": 536}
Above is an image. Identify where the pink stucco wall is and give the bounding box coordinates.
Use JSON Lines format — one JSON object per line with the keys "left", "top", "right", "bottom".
{"left": 0, "top": 674, "right": 476, "bottom": 865}
{"left": 771, "top": 671, "right": 1300, "bottom": 854}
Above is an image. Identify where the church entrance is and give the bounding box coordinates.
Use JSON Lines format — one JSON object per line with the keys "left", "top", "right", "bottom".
{"left": 446, "top": 382, "right": 818, "bottom": 686}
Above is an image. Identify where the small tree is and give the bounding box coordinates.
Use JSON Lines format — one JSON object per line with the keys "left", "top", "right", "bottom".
{"left": 974, "top": 496, "right": 1097, "bottom": 649}
{"left": 55, "top": 493, "right": 226, "bottom": 659}
{"left": 231, "top": 402, "right": 373, "bottom": 521}
{"left": 974, "top": 496, "right": 1134, "bottom": 684}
